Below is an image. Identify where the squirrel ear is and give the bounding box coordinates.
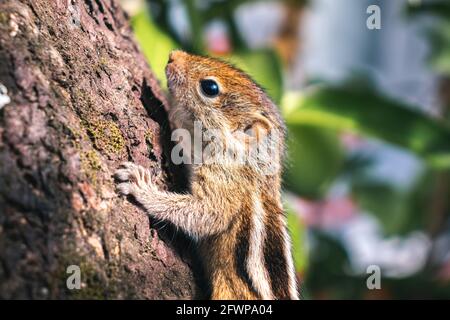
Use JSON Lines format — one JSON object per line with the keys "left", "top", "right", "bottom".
{"left": 243, "top": 114, "right": 272, "bottom": 143}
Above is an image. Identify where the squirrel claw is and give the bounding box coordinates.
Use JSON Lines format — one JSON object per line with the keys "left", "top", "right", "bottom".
{"left": 114, "top": 162, "right": 157, "bottom": 197}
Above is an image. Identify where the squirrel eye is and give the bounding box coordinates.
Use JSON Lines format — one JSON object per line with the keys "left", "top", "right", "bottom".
{"left": 200, "top": 79, "right": 220, "bottom": 97}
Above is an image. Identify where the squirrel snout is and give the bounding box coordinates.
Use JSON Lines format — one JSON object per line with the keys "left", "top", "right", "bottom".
{"left": 168, "top": 50, "right": 188, "bottom": 65}
{"left": 166, "top": 50, "right": 188, "bottom": 87}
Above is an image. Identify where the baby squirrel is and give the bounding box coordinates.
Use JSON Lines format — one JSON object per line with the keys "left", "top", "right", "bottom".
{"left": 115, "top": 50, "right": 299, "bottom": 300}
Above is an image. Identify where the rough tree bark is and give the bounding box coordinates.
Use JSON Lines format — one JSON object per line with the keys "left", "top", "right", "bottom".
{"left": 0, "top": 0, "right": 202, "bottom": 299}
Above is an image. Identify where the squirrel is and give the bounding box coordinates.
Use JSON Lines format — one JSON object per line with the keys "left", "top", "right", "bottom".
{"left": 115, "top": 50, "right": 299, "bottom": 300}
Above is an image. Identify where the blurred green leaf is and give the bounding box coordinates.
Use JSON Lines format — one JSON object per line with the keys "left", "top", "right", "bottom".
{"left": 284, "top": 126, "right": 344, "bottom": 198}
{"left": 305, "top": 231, "right": 362, "bottom": 299}
{"left": 131, "top": 10, "right": 179, "bottom": 88}
{"left": 285, "top": 203, "right": 308, "bottom": 273}
{"left": 353, "top": 183, "right": 424, "bottom": 235}
{"left": 282, "top": 87, "right": 450, "bottom": 168}
{"left": 407, "top": 1, "right": 450, "bottom": 75}
{"left": 230, "top": 49, "right": 284, "bottom": 104}
{"left": 351, "top": 168, "right": 444, "bottom": 235}
{"left": 427, "top": 20, "right": 450, "bottom": 75}
{"left": 407, "top": 0, "right": 450, "bottom": 20}
{"left": 184, "top": 0, "right": 204, "bottom": 53}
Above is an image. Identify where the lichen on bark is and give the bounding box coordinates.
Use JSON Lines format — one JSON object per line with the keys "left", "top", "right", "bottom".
{"left": 0, "top": 0, "right": 201, "bottom": 299}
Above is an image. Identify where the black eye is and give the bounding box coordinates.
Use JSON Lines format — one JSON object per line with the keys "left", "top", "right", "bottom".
{"left": 200, "top": 79, "right": 220, "bottom": 97}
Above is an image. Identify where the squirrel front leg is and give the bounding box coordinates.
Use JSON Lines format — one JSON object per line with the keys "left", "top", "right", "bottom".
{"left": 115, "top": 162, "right": 233, "bottom": 239}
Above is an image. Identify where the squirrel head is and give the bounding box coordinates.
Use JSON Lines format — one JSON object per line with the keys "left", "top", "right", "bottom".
{"left": 165, "top": 50, "right": 285, "bottom": 142}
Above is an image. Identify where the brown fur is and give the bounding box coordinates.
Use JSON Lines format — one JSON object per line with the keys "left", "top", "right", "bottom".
{"left": 115, "top": 51, "right": 298, "bottom": 300}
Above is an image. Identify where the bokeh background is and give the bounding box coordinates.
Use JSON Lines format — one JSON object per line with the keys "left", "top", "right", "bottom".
{"left": 120, "top": 0, "right": 450, "bottom": 299}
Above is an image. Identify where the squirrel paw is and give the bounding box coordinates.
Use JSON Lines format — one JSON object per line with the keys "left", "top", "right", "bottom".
{"left": 114, "top": 162, "right": 158, "bottom": 197}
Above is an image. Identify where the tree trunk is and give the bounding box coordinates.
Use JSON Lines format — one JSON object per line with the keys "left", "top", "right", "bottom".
{"left": 0, "top": 0, "right": 201, "bottom": 299}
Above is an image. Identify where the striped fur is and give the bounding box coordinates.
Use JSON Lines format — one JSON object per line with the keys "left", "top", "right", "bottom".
{"left": 115, "top": 50, "right": 299, "bottom": 300}
{"left": 247, "top": 195, "right": 274, "bottom": 299}
{"left": 197, "top": 192, "right": 298, "bottom": 300}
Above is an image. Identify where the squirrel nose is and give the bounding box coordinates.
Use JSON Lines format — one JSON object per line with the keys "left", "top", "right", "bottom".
{"left": 168, "top": 50, "right": 187, "bottom": 64}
